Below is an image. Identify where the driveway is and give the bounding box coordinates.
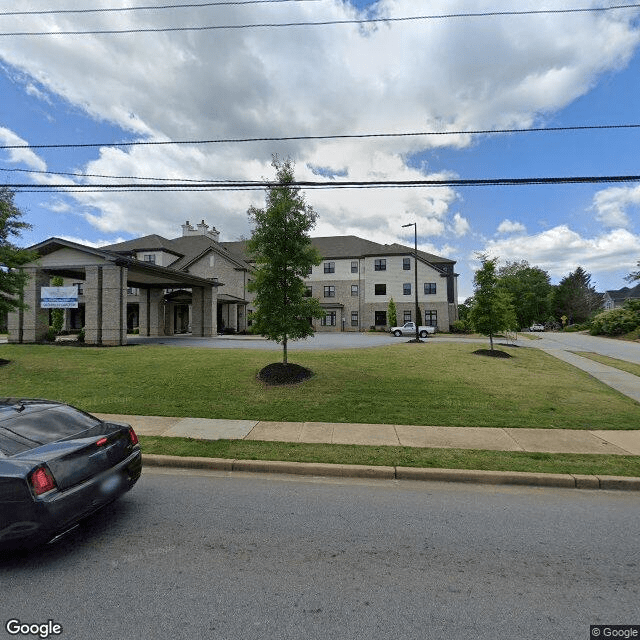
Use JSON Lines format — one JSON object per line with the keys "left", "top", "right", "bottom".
{"left": 528, "top": 331, "right": 640, "bottom": 364}
{"left": 128, "top": 332, "right": 402, "bottom": 350}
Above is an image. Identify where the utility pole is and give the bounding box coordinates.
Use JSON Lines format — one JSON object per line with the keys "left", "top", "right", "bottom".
{"left": 402, "top": 222, "right": 421, "bottom": 343}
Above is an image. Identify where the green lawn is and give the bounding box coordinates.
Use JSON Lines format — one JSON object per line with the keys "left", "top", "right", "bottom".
{"left": 1, "top": 341, "right": 639, "bottom": 429}
{"left": 140, "top": 435, "right": 640, "bottom": 478}
{"left": 572, "top": 351, "right": 640, "bottom": 378}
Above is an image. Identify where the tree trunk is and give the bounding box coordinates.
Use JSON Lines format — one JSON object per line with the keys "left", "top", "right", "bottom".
{"left": 283, "top": 335, "right": 288, "bottom": 364}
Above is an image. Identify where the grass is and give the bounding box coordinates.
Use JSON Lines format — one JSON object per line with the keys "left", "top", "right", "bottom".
{"left": 1, "top": 341, "right": 639, "bottom": 429}
{"left": 139, "top": 435, "right": 640, "bottom": 478}
{"left": 572, "top": 352, "right": 640, "bottom": 378}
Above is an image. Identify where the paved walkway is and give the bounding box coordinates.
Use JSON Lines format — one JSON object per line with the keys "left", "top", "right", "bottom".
{"left": 94, "top": 414, "right": 640, "bottom": 456}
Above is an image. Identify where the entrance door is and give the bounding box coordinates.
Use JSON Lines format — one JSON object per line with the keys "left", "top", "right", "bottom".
{"left": 174, "top": 304, "right": 190, "bottom": 333}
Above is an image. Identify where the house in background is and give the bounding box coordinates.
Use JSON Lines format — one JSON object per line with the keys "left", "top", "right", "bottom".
{"left": 8, "top": 220, "right": 458, "bottom": 345}
{"left": 602, "top": 283, "right": 640, "bottom": 310}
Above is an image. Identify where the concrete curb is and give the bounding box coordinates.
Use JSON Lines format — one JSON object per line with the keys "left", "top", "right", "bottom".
{"left": 142, "top": 455, "right": 640, "bottom": 491}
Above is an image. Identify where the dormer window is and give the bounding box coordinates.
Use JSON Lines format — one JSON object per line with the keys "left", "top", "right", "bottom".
{"left": 143, "top": 254, "right": 156, "bottom": 264}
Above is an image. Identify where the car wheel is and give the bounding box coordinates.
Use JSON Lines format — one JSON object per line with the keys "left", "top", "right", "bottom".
{"left": 419, "top": 330, "right": 427, "bottom": 338}
{"left": 393, "top": 330, "right": 402, "bottom": 337}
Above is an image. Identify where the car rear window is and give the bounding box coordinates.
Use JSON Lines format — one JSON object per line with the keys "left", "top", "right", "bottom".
{"left": 0, "top": 404, "right": 102, "bottom": 446}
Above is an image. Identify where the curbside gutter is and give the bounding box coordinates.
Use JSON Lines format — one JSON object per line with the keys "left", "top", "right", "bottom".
{"left": 142, "top": 454, "right": 640, "bottom": 491}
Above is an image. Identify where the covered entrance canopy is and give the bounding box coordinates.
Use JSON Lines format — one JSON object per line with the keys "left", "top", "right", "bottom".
{"left": 8, "top": 238, "right": 221, "bottom": 346}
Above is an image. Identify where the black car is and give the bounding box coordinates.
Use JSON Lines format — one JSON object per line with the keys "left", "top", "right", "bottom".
{"left": 0, "top": 399, "right": 142, "bottom": 550}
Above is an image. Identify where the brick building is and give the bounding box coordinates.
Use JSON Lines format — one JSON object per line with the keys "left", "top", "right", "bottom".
{"left": 8, "top": 221, "right": 458, "bottom": 345}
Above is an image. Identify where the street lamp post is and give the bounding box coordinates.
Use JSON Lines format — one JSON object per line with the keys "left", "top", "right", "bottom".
{"left": 402, "top": 222, "right": 421, "bottom": 342}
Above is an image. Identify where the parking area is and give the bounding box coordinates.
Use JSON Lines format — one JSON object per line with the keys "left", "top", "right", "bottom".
{"left": 127, "top": 332, "right": 404, "bottom": 350}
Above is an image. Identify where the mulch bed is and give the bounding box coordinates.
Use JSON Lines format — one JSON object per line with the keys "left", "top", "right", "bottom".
{"left": 473, "top": 349, "right": 512, "bottom": 358}
{"left": 257, "top": 362, "right": 314, "bottom": 385}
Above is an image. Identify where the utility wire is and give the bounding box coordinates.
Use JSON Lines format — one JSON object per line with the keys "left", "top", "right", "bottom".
{"left": 0, "top": 0, "right": 319, "bottom": 17}
{"left": 2, "top": 123, "right": 640, "bottom": 151}
{"left": 5, "top": 175, "right": 640, "bottom": 192}
{"left": 1, "top": 4, "right": 638, "bottom": 36}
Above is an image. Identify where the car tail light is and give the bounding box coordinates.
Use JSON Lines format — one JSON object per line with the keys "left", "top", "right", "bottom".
{"left": 96, "top": 437, "right": 108, "bottom": 446}
{"left": 29, "top": 465, "right": 57, "bottom": 496}
{"left": 128, "top": 427, "right": 139, "bottom": 446}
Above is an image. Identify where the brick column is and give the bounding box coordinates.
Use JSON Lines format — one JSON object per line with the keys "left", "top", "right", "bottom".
{"left": 101, "top": 264, "right": 128, "bottom": 346}
{"left": 191, "top": 287, "right": 215, "bottom": 336}
{"left": 84, "top": 264, "right": 128, "bottom": 345}
{"left": 11, "top": 267, "right": 50, "bottom": 343}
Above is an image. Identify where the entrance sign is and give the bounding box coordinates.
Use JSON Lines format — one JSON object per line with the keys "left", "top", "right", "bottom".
{"left": 41, "top": 286, "right": 79, "bottom": 309}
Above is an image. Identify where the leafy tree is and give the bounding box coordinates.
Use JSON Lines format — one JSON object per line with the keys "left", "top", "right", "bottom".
{"left": 50, "top": 275, "right": 64, "bottom": 335}
{"left": 247, "top": 156, "right": 324, "bottom": 364}
{"left": 1, "top": 187, "right": 37, "bottom": 318}
{"left": 553, "top": 266, "right": 602, "bottom": 325}
{"left": 469, "top": 255, "right": 517, "bottom": 351}
{"left": 387, "top": 297, "right": 397, "bottom": 328}
{"left": 497, "top": 260, "right": 553, "bottom": 329}
{"left": 625, "top": 261, "right": 640, "bottom": 283}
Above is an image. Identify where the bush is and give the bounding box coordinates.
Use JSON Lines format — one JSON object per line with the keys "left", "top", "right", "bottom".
{"left": 44, "top": 327, "right": 57, "bottom": 342}
{"left": 590, "top": 303, "right": 640, "bottom": 336}
{"left": 450, "top": 319, "right": 470, "bottom": 334}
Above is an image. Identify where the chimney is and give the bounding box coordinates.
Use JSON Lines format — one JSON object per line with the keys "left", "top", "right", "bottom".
{"left": 197, "top": 220, "right": 209, "bottom": 235}
{"left": 181, "top": 220, "right": 195, "bottom": 236}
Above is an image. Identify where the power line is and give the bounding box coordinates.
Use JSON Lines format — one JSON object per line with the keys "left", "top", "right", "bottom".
{"left": 2, "top": 123, "right": 640, "bottom": 151}
{"left": 1, "top": 4, "right": 638, "bottom": 36}
{"left": 0, "top": 0, "right": 319, "bottom": 17}
{"left": 5, "top": 174, "right": 640, "bottom": 192}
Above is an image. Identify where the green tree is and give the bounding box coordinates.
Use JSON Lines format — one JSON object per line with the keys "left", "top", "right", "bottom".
{"left": 497, "top": 260, "right": 553, "bottom": 329}
{"left": 469, "top": 255, "right": 517, "bottom": 351}
{"left": 387, "top": 297, "right": 397, "bottom": 328}
{"left": 247, "top": 156, "right": 324, "bottom": 364}
{"left": 553, "top": 266, "right": 602, "bottom": 325}
{"left": 1, "top": 187, "right": 37, "bottom": 318}
{"left": 625, "top": 261, "right": 640, "bottom": 283}
{"left": 50, "top": 275, "right": 64, "bottom": 335}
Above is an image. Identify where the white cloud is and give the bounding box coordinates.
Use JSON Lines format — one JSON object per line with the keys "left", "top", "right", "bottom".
{"left": 497, "top": 219, "right": 526, "bottom": 235}
{"left": 482, "top": 225, "right": 640, "bottom": 283}
{"left": 0, "top": 127, "right": 46, "bottom": 171}
{"left": 2, "top": 0, "right": 640, "bottom": 305}
{"left": 592, "top": 185, "right": 640, "bottom": 228}
{"left": 451, "top": 213, "right": 470, "bottom": 237}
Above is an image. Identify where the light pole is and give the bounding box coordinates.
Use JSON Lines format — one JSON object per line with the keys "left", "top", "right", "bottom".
{"left": 402, "top": 222, "right": 421, "bottom": 342}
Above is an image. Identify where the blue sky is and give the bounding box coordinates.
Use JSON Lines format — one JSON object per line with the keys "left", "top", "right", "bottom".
{"left": 1, "top": 0, "right": 640, "bottom": 301}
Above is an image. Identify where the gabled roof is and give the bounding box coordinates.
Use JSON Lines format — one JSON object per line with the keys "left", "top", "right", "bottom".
{"left": 104, "top": 234, "right": 183, "bottom": 258}
{"left": 605, "top": 283, "right": 640, "bottom": 302}
{"left": 28, "top": 237, "right": 220, "bottom": 289}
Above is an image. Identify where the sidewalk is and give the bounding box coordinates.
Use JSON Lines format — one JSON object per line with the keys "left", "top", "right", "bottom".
{"left": 94, "top": 413, "right": 640, "bottom": 456}
{"left": 94, "top": 413, "right": 640, "bottom": 491}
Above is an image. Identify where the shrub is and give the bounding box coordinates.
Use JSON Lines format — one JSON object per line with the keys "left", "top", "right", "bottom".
{"left": 590, "top": 304, "right": 640, "bottom": 336}
{"left": 450, "top": 319, "right": 470, "bottom": 334}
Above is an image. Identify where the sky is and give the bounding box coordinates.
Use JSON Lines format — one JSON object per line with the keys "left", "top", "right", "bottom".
{"left": 1, "top": 0, "right": 640, "bottom": 302}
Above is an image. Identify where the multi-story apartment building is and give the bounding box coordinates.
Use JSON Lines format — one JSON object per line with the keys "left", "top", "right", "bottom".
{"left": 8, "top": 220, "right": 458, "bottom": 345}
{"left": 225, "top": 235, "right": 458, "bottom": 332}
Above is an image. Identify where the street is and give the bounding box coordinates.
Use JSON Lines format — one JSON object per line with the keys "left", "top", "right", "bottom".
{"left": 1, "top": 469, "right": 638, "bottom": 640}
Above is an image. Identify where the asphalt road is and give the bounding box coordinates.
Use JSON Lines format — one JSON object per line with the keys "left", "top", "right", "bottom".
{"left": 2, "top": 470, "right": 637, "bottom": 640}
